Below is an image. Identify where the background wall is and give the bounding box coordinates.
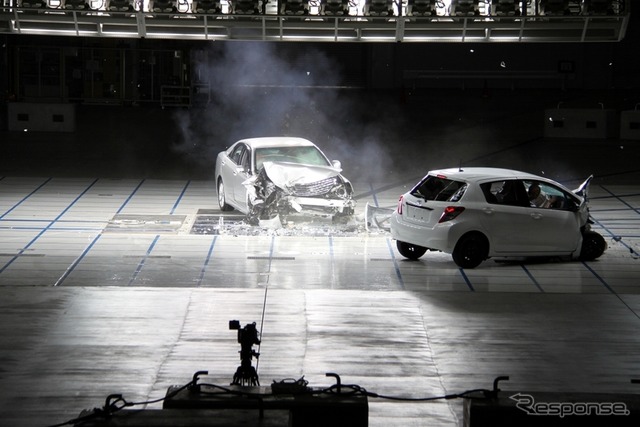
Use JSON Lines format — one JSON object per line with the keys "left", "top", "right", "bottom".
{"left": 0, "top": 7, "right": 638, "bottom": 110}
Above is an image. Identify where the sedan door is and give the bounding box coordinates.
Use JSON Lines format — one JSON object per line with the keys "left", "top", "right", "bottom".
{"left": 227, "top": 144, "right": 252, "bottom": 212}
{"left": 219, "top": 143, "right": 246, "bottom": 209}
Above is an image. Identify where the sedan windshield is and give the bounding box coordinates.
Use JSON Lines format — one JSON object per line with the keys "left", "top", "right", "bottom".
{"left": 411, "top": 175, "right": 467, "bottom": 202}
{"left": 255, "top": 146, "right": 330, "bottom": 172}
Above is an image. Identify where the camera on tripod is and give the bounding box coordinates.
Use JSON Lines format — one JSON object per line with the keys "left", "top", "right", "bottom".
{"left": 229, "top": 320, "right": 261, "bottom": 386}
{"left": 229, "top": 320, "right": 261, "bottom": 348}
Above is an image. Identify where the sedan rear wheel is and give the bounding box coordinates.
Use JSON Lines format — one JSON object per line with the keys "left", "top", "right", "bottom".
{"left": 452, "top": 233, "right": 489, "bottom": 269}
{"left": 217, "top": 179, "right": 233, "bottom": 212}
{"left": 579, "top": 231, "right": 606, "bottom": 261}
{"left": 396, "top": 241, "right": 427, "bottom": 260}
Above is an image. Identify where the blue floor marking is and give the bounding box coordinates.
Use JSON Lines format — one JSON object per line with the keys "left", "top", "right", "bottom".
{"left": 256, "top": 236, "right": 276, "bottom": 286}
{"left": 0, "top": 178, "right": 99, "bottom": 275}
{"left": 54, "top": 234, "right": 103, "bottom": 287}
{"left": 520, "top": 264, "right": 544, "bottom": 292}
{"left": 0, "top": 177, "right": 52, "bottom": 219}
{"left": 581, "top": 261, "right": 615, "bottom": 294}
{"left": 196, "top": 235, "right": 218, "bottom": 287}
{"left": 586, "top": 185, "right": 639, "bottom": 256}
{"left": 582, "top": 261, "right": 640, "bottom": 321}
{"left": 373, "top": 182, "right": 405, "bottom": 290}
{"left": 599, "top": 186, "right": 640, "bottom": 215}
{"left": 53, "top": 179, "right": 153, "bottom": 285}
{"left": 268, "top": 235, "right": 275, "bottom": 270}
{"left": 0, "top": 226, "right": 104, "bottom": 232}
{"left": 171, "top": 180, "right": 191, "bottom": 214}
{"left": 116, "top": 179, "right": 146, "bottom": 214}
{"left": 386, "top": 238, "right": 405, "bottom": 290}
{"left": 458, "top": 268, "right": 475, "bottom": 291}
{"left": 1, "top": 218, "right": 105, "bottom": 224}
{"left": 329, "top": 235, "right": 334, "bottom": 259}
{"left": 591, "top": 217, "right": 639, "bottom": 257}
{"left": 128, "top": 235, "right": 160, "bottom": 286}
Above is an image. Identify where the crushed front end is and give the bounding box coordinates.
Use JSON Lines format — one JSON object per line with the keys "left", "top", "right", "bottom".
{"left": 245, "top": 162, "right": 355, "bottom": 225}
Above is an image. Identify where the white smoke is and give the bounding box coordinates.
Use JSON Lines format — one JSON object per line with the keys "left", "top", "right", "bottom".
{"left": 171, "top": 42, "right": 407, "bottom": 185}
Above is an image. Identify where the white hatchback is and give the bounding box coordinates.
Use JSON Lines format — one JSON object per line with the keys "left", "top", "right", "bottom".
{"left": 389, "top": 167, "right": 606, "bottom": 268}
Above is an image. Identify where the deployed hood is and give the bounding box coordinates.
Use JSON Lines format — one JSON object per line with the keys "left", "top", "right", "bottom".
{"left": 261, "top": 161, "right": 342, "bottom": 188}
{"left": 572, "top": 175, "right": 593, "bottom": 200}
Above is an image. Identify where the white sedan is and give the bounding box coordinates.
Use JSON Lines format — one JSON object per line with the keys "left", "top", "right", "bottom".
{"left": 214, "top": 137, "right": 355, "bottom": 223}
{"left": 390, "top": 167, "right": 606, "bottom": 268}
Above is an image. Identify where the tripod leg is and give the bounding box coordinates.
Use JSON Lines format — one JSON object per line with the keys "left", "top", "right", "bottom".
{"left": 232, "top": 365, "right": 260, "bottom": 386}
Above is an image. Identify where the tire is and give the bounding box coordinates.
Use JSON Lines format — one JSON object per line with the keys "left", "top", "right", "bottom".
{"left": 452, "top": 233, "right": 489, "bottom": 269}
{"left": 217, "top": 178, "right": 233, "bottom": 212}
{"left": 332, "top": 207, "right": 354, "bottom": 223}
{"left": 579, "top": 231, "right": 606, "bottom": 261}
{"left": 396, "top": 241, "right": 427, "bottom": 260}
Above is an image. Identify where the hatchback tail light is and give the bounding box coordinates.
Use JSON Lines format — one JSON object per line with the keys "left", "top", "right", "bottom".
{"left": 438, "top": 206, "right": 465, "bottom": 223}
{"left": 397, "top": 196, "right": 404, "bottom": 214}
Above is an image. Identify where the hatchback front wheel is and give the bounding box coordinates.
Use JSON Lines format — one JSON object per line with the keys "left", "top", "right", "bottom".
{"left": 579, "top": 231, "right": 606, "bottom": 261}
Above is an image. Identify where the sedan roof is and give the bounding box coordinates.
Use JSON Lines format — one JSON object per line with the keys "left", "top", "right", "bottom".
{"left": 237, "top": 137, "right": 316, "bottom": 149}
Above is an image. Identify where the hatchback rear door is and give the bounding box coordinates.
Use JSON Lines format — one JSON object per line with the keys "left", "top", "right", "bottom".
{"left": 402, "top": 175, "right": 467, "bottom": 227}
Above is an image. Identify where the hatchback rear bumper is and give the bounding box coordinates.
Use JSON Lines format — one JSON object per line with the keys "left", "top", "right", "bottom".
{"left": 390, "top": 213, "right": 452, "bottom": 252}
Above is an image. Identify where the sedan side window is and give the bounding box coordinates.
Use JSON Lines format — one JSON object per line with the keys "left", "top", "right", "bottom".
{"left": 240, "top": 148, "right": 252, "bottom": 174}
{"left": 230, "top": 144, "right": 245, "bottom": 165}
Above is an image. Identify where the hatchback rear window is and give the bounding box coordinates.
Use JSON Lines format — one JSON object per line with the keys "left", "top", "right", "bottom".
{"left": 411, "top": 175, "right": 467, "bottom": 202}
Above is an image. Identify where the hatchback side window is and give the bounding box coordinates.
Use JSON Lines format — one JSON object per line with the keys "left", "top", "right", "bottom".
{"left": 411, "top": 176, "right": 467, "bottom": 202}
{"left": 524, "top": 180, "right": 577, "bottom": 210}
{"left": 481, "top": 180, "right": 528, "bottom": 207}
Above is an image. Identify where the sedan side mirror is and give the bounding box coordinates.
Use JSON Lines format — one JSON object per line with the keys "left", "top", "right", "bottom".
{"left": 331, "top": 160, "right": 342, "bottom": 170}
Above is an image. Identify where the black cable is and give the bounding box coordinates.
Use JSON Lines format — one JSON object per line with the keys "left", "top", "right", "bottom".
{"left": 125, "top": 381, "right": 194, "bottom": 407}
{"left": 46, "top": 376, "right": 498, "bottom": 426}
{"left": 197, "top": 382, "right": 270, "bottom": 397}
{"left": 45, "top": 378, "right": 197, "bottom": 427}
{"left": 316, "top": 382, "right": 494, "bottom": 402}
{"left": 45, "top": 396, "right": 128, "bottom": 427}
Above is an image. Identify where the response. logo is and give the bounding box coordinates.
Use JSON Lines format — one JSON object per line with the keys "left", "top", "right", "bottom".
{"left": 509, "top": 393, "right": 630, "bottom": 418}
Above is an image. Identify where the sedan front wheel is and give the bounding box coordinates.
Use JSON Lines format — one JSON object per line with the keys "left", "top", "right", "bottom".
{"left": 217, "top": 178, "right": 233, "bottom": 212}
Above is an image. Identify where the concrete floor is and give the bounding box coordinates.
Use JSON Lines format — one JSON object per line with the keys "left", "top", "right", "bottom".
{"left": 1, "top": 96, "right": 640, "bottom": 426}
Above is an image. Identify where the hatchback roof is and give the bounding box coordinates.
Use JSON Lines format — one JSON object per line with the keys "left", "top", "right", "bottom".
{"left": 429, "top": 167, "right": 542, "bottom": 182}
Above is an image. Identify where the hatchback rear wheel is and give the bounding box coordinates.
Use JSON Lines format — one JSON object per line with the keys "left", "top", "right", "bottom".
{"left": 396, "top": 241, "right": 427, "bottom": 260}
{"left": 452, "top": 232, "right": 489, "bottom": 269}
